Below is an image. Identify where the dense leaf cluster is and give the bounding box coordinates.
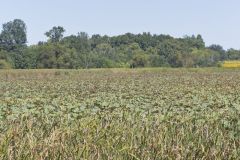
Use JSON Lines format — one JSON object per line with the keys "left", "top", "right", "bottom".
{"left": 1, "top": 19, "right": 240, "bottom": 69}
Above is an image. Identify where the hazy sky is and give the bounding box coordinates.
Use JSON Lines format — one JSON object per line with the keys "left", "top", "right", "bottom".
{"left": 0, "top": 0, "right": 239, "bottom": 49}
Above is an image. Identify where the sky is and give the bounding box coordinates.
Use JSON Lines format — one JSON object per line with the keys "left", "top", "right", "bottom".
{"left": 0, "top": 0, "right": 239, "bottom": 49}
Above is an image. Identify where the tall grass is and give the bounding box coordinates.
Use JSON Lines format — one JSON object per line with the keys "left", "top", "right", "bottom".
{"left": 0, "top": 68, "right": 240, "bottom": 159}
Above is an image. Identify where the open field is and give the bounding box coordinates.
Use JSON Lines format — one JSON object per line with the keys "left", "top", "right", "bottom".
{"left": 1, "top": 68, "right": 240, "bottom": 159}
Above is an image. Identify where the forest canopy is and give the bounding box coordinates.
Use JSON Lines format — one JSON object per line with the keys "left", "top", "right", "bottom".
{"left": 0, "top": 19, "right": 239, "bottom": 69}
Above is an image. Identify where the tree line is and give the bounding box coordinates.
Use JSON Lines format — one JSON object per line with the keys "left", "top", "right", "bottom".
{"left": 0, "top": 19, "right": 240, "bottom": 69}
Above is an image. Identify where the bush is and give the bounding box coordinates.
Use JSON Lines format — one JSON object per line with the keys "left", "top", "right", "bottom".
{"left": 130, "top": 52, "right": 148, "bottom": 68}
{"left": 0, "top": 60, "right": 12, "bottom": 69}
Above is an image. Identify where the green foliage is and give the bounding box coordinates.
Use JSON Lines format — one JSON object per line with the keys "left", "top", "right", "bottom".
{"left": 190, "top": 49, "right": 220, "bottom": 67}
{"left": 149, "top": 54, "right": 169, "bottom": 67}
{"left": 208, "top": 44, "right": 227, "bottom": 60}
{"left": 0, "top": 59, "right": 11, "bottom": 69}
{"left": 227, "top": 49, "right": 240, "bottom": 60}
{"left": 1, "top": 69, "right": 240, "bottom": 159}
{"left": 130, "top": 52, "right": 148, "bottom": 68}
{"left": 1, "top": 19, "right": 240, "bottom": 69}
{"left": 183, "top": 34, "right": 205, "bottom": 49}
{"left": 0, "top": 19, "right": 27, "bottom": 51}
{"left": 0, "top": 50, "right": 13, "bottom": 68}
{"left": 45, "top": 26, "right": 65, "bottom": 43}
{"left": 32, "top": 43, "right": 78, "bottom": 69}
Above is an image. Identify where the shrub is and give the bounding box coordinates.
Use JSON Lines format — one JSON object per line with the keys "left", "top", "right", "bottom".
{"left": 0, "top": 59, "right": 12, "bottom": 69}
